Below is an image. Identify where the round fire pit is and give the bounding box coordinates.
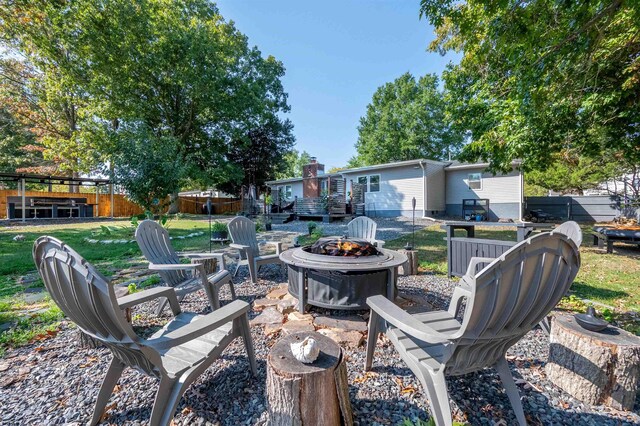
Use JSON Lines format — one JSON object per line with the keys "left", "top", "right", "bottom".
{"left": 279, "top": 237, "right": 408, "bottom": 312}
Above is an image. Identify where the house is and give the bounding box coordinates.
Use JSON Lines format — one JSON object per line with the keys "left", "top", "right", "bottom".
{"left": 266, "top": 157, "right": 524, "bottom": 221}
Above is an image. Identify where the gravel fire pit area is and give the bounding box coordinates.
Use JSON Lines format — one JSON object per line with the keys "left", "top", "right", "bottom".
{"left": 1, "top": 264, "right": 639, "bottom": 426}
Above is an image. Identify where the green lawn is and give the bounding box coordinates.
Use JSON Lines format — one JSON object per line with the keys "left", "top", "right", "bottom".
{"left": 385, "top": 224, "right": 640, "bottom": 312}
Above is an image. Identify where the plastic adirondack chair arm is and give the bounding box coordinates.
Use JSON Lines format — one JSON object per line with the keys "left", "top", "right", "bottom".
{"left": 465, "top": 257, "right": 496, "bottom": 277}
{"left": 374, "top": 239, "right": 385, "bottom": 247}
{"left": 366, "top": 295, "right": 452, "bottom": 343}
{"left": 148, "top": 300, "right": 250, "bottom": 349}
{"left": 118, "top": 286, "right": 181, "bottom": 315}
{"left": 148, "top": 262, "right": 199, "bottom": 271}
{"left": 230, "top": 243, "right": 251, "bottom": 251}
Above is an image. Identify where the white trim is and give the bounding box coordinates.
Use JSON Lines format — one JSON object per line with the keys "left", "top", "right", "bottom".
{"left": 369, "top": 174, "right": 381, "bottom": 192}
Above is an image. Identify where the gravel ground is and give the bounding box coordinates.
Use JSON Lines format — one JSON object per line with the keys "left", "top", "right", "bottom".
{"left": 1, "top": 220, "right": 639, "bottom": 426}
{"left": 2, "top": 263, "right": 639, "bottom": 426}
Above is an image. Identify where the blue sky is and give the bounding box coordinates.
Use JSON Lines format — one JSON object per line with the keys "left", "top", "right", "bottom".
{"left": 216, "top": 1, "right": 460, "bottom": 170}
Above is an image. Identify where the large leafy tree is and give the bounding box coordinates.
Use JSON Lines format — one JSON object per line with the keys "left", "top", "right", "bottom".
{"left": 0, "top": 0, "right": 293, "bottom": 205}
{"left": 349, "top": 72, "right": 462, "bottom": 167}
{"left": 0, "top": 107, "right": 52, "bottom": 178}
{"left": 275, "top": 149, "right": 312, "bottom": 179}
{"left": 419, "top": 0, "right": 640, "bottom": 175}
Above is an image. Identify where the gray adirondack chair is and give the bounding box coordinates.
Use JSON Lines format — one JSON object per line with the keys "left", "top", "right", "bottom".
{"left": 366, "top": 232, "right": 580, "bottom": 426}
{"left": 347, "top": 216, "right": 384, "bottom": 247}
{"left": 33, "top": 240, "right": 256, "bottom": 426}
{"left": 228, "top": 216, "right": 282, "bottom": 283}
{"left": 553, "top": 220, "right": 583, "bottom": 247}
{"left": 135, "top": 220, "right": 235, "bottom": 313}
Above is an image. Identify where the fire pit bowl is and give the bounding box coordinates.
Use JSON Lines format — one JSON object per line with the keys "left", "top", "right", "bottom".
{"left": 280, "top": 237, "right": 408, "bottom": 311}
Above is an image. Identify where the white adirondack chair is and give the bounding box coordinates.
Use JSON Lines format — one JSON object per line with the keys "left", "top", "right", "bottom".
{"left": 33, "top": 240, "right": 256, "bottom": 426}
{"left": 228, "top": 216, "right": 282, "bottom": 283}
{"left": 366, "top": 232, "right": 580, "bottom": 426}
{"left": 347, "top": 216, "right": 384, "bottom": 247}
{"left": 135, "top": 220, "right": 235, "bottom": 314}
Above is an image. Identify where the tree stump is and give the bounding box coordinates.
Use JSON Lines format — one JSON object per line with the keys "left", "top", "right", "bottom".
{"left": 266, "top": 331, "right": 353, "bottom": 426}
{"left": 546, "top": 315, "right": 640, "bottom": 410}
{"left": 398, "top": 249, "right": 418, "bottom": 276}
{"left": 190, "top": 257, "right": 217, "bottom": 275}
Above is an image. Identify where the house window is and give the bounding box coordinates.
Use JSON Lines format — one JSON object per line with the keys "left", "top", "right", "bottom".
{"left": 468, "top": 173, "right": 482, "bottom": 190}
{"left": 284, "top": 185, "right": 292, "bottom": 199}
{"left": 358, "top": 176, "right": 368, "bottom": 192}
{"left": 369, "top": 175, "right": 380, "bottom": 192}
{"left": 357, "top": 175, "right": 380, "bottom": 192}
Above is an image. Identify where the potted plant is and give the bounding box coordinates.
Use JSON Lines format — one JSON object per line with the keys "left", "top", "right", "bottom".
{"left": 211, "top": 221, "right": 228, "bottom": 240}
{"left": 264, "top": 215, "right": 273, "bottom": 231}
{"left": 307, "top": 221, "right": 318, "bottom": 235}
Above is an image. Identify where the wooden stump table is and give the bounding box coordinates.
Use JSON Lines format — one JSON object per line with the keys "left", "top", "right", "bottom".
{"left": 398, "top": 249, "right": 418, "bottom": 276}
{"left": 546, "top": 315, "right": 640, "bottom": 410}
{"left": 266, "top": 331, "right": 353, "bottom": 426}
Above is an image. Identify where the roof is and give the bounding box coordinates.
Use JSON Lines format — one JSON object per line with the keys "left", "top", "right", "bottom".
{"left": 0, "top": 172, "right": 110, "bottom": 185}
{"left": 340, "top": 159, "right": 447, "bottom": 175}
{"left": 444, "top": 160, "right": 522, "bottom": 171}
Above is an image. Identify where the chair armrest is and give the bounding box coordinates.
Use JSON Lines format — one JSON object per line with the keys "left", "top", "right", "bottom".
{"left": 374, "top": 239, "right": 385, "bottom": 248}
{"left": 230, "top": 243, "right": 251, "bottom": 252}
{"left": 118, "top": 286, "right": 181, "bottom": 315}
{"left": 367, "top": 295, "right": 452, "bottom": 344}
{"left": 148, "top": 263, "right": 198, "bottom": 271}
{"left": 447, "top": 279, "right": 473, "bottom": 316}
{"left": 465, "top": 257, "right": 496, "bottom": 277}
{"left": 265, "top": 241, "right": 283, "bottom": 254}
{"left": 148, "top": 300, "right": 250, "bottom": 349}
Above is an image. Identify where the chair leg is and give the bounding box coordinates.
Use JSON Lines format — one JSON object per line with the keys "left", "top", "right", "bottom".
{"left": 365, "top": 310, "right": 380, "bottom": 371}
{"left": 538, "top": 317, "right": 551, "bottom": 335}
{"left": 89, "top": 358, "right": 125, "bottom": 426}
{"left": 239, "top": 315, "right": 257, "bottom": 376}
{"left": 149, "top": 376, "right": 186, "bottom": 426}
{"left": 247, "top": 255, "right": 258, "bottom": 284}
{"left": 421, "top": 370, "right": 453, "bottom": 426}
{"left": 495, "top": 357, "right": 527, "bottom": 426}
{"left": 155, "top": 297, "right": 169, "bottom": 316}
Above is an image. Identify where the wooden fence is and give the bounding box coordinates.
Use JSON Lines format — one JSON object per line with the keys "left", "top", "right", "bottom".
{"left": 0, "top": 189, "right": 144, "bottom": 219}
{"left": 0, "top": 190, "right": 244, "bottom": 219}
{"left": 178, "top": 197, "right": 242, "bottom": 215}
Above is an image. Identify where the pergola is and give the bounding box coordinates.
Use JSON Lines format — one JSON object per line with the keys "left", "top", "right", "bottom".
{"left": 0, "top": 172, "right": 114, "bottom": 223}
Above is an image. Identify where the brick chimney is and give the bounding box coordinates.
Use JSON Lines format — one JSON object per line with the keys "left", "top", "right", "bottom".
{"left": 302, "top": 157, "right": 324, "bottom": 198}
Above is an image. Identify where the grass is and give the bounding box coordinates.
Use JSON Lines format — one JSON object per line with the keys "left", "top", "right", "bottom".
{"left": 385, "top": 224, "right": 640, "bottom": 312}
{"left": 0, "top": 215, "right": 217, "bottom": 355}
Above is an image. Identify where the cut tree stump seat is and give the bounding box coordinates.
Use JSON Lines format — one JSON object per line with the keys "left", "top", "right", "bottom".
{"left": 546, "top": 315, "right": 640, "bottom": 410}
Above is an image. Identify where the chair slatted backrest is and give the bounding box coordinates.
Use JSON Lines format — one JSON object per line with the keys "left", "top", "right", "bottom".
{"left": 348, "top": 217, "right": 377, "bottom": 242}
{"left": 228, "top": 216, "right": 259, "bottom": 257}
{"left": 34, "top": 242, "right": 161, "bottom": 376}
{"left": 553, "top": 220, "right": 583, "bottom": 248}
{"left": 446, "top": 232, "right": 580, "bottom": 375}
{"left": 135, "top": 220, "right": 188, "bottom": 287}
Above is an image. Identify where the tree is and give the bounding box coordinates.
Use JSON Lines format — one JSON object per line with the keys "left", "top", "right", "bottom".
{"left": 349, "top": 72, "right": 462, "bottom": 167}
{"left": 0, "top": 107, "right": 52, "bottom": 177}
{"left": 419, "top": 0, "right": 640, "bottom": 175}
{"left": 220, "top": 118, "right": 295, "bottom": 194}
{"left": 525, "top": 152, "right": 619, "bottom": 195}
{"left": 276, "top": 150, "right": 312, "bottom": 179}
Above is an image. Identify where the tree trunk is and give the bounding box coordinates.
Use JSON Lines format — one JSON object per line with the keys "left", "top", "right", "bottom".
{"left": 266, "top": 331, "right": 353, "bottom": 426}
{"left": 546, "top": 315, "right": 640, "bottom": 410}
{"left": 398, "top": 249, "right": 418, "bottom": 275}
{"left": 69, "top": 171, "right": 80, "bottom": 193}
{"left": 168, "top": 191, "right": 180, "bottom": 214}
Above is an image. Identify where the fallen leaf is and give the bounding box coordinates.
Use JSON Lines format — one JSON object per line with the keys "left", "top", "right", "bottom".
{"left": 99, "top": 403, "right": 117, "bottom": 422}
{"left": 181, "top": 406, "right": 193, "bottom": 415}
{"left": 353, "top": 371, "right": 379, "bottom": 384}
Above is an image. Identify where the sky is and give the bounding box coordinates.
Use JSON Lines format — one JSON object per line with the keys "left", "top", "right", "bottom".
{"left": 216, "top": 1, "right": 460, "bottom": 170}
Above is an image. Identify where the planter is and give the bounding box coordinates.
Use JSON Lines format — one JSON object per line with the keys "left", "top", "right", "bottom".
{"left": 211, "top": 230, "right": 228, "bottom": 240}
{"left": 265, "top": 223, "right": 272, "bottom": 231}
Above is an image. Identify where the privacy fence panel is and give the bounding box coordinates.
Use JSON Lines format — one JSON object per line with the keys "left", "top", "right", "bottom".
{"left": 524, "top": 195, "right": 630, "bottom": 222}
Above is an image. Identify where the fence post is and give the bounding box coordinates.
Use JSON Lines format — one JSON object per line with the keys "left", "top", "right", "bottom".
{"left": 567, "top": 201, "right": 572, "bottom": 220}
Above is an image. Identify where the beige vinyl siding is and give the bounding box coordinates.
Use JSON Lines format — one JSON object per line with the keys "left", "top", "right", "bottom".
{"left": 425, "top": 163, "right": 446, "bottom": 212}
{"left": 272, "top": 181, "right": 303, "bottom": 201}
{"left": 344, "top": 166, "right": 424, "bottom": 213}
{"left": 445, "top": 167, "right": 521, "bottom": 205}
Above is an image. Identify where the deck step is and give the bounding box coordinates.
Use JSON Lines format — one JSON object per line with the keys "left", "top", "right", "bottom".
{"left": 270, "top": 213, "right": 293, "bottom": 224}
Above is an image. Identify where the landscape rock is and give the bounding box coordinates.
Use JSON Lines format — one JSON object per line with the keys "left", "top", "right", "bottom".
{"left": 314, "top": 315, "right": 368, "bottom": 333}
{"left": 249, "top": 308, "right": 283, "bottom": 327}
{"left": 281, "top": 321, "right": 315, "bottom": 336}
{"left": 317, "top": 329, "right": 364, "bottom": 349}
{"left": 252, "top": 298, "right": 280, "bottom": 311}
{"left": 276, "top": 299, "right": 297, "bottom": 315}
{"left": 266, "top": 286, "right": 289, "bottom": 300}
{"left": 287, "top": 312, "right": 314, "bottom": 323}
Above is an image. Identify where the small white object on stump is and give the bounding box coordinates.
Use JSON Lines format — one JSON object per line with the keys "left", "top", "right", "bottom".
{"left": 267, "top": 331, "right": 353, "bottom": 426}
{"left": 398, "top": 249, "right": 418, "bottom": 276}
{"left": 546, "top": 315, "right": 640, "bottom": 410}
{"left": 290, "top": 336, "right": 320, "bottom": 363}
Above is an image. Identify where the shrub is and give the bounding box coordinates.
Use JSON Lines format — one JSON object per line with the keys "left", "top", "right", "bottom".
{"left": 307, "top": 221, "right": 318, "bottom": 234}
{"left": 211, "top": 222, "right": 228, "bottom": 232}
